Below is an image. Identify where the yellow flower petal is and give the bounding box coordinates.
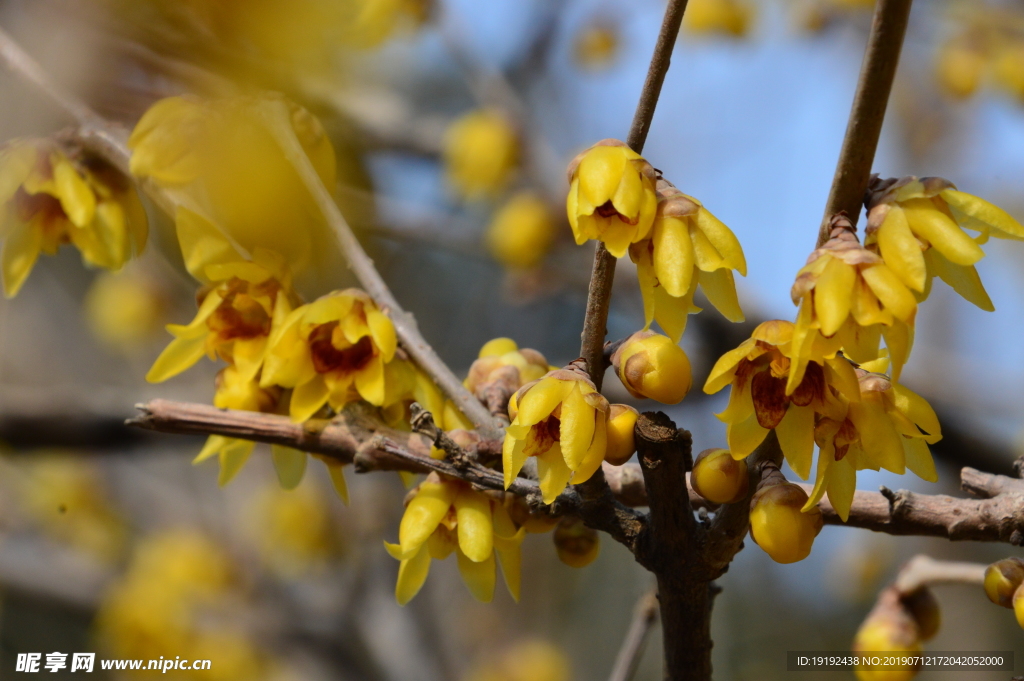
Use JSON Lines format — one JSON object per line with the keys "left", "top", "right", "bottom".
{"left": 395, "top": 545, "right": 431, "bottom": 606}
{"left": 877, "top": 206, "right": 926, "bottom": 292}
{"left": 502, "top": 434, "right": 528, "bottom": 489}
{"left": 366, "top": 308, "right": 397, "bottom": 362}
{"left": 861, "top": 264, "right": 916, "bottom": 322}
{"left": 826, "top": 455, "right": 855, "bottom": 522}
{"left": 290, "top": 374, "right": 330, "bottom": 422}
{"left": 891, "top": 383, "right": 941, "bottom": 444}
{"left": 233, "top": 336, "right": 268, "bottom": 383}
{"left": 653, "top": 216, "right": 695, "bottom": 297}
{"left": 146, "top": 334, "right": 207, "bottom": 383}
{"left": 1, "top": 218, "right": 42, "bottom": 298}
{"left": 193, "top": 434, "right": 229, "bottom": 464}
{"left": 611, "top": 161, "right": 644, "bottom": 220}
{"left": 703, "top": 339, "right": 756, "bottom": 394}
{"left": 824, "top": 356, "right": 861, "bottom": 403}
{"left": 578, "top": 146, "right": 628, "bottom": 208}
{"left": 516, "top": 377, "right": 574, "bottom": 427}
{"left": 716, "top": 377, "right": 754, "bottom": 425}
{"left": 559, "top": 385, "right": 596, "bottom": 471}
{"left": 803, "top": 444, "right": 833, "bottom": 511}
{"left": 399, "top": 480, "right": 456, "bottom": 556}
{"left": 537, "top": 442, "right": 574, "bottom": 504}
{"left": 881, "top": 320, "right": 913, "bottom": 383}
{"left": 699, "top": 267, "right": 744, "bottom": 323}
{"left": 354, "top": 357, "right": 386, "bottom": 407}
{"left": 726, "top": 411, "right": 769, "bottom": 460}
{"left": 271, "top": 445, "right": 307, "bottom": 490}
{"left": 695, "top": 207, "right": 746, "bottom": 275}
{"left": 454, "top": 488, "right": 494, "bottom": 563}
{"left": 570, "top": 413, "right": 607, "bottom": 484}
{"left": 456, "top": 546, "right": 495, "bottom": 603}
{"left": 651, "top": 280, "right": 693, "bottom": 343}
{"left": 902, "top": 197, "right": 984, "bottom": 266}
{"left": 320, "top": 457, "right": 349, "bottom": 504}
{"left": 776, "top": 404, "right": 814, "bottom": 480}
{"left": 903, "top": 437, "right": 938, "bottom": 482}
{"left": 491, "top": 501, "right": 522, "bottom": 602}
{"left": 848, "top": 395, "right": 905, "bottom": 474}
{"left": 217, "top": 438, "right": 255, "bottom": 486}
{"left": 924, "top": 249, "right": 993, "bottom": 311}
{"left": 940, "top": 188, "right": 1024, "bottom": 241}
{"left": 814, "top": 257, "right": 855, "bottom": 336}
{"left": 175, "top": 208, "right": 244, "bottom": 283}
{"left": 52, "top": 158, "right": 96, "bottom": 228}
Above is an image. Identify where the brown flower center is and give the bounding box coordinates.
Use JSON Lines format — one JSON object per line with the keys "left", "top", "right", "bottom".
{"left": 309, "top": 322, "right": 375, "bottom": 374}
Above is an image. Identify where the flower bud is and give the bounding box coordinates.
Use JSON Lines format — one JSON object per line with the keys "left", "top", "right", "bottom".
{"left": 487, "top": 192, "right": 555, "bottom": 270}
{"left": 506, "top": 496, "right": 559, "bottom": 534}
{"left": 853, "top": 608, "right": 922, "bottom": 681}
{"left": 691, "top": 448, "right": 748, "bottom": 504}
{"left": 749, "top": 482, "right": 822, "bottom": 564}
{"left": 605, "top": 404, "right": 639, "bottom": 465}
{"left": 984, "top": 557, "right": 1024, "bottom": 608}
{"left": 553, "top": 516, "right": 599, "bottom": 568}
{"left": 611, "top": 331, "right": 692, "bottom": 404}
{"left": 901, "top": 587, "right": 940, "bottom": 642}
{"left": 479, "top": 337, "right": 519, "bottom": 358}
{"left": 574, "top": 22, "right": 619, "bottom": 70}
{"left": 443, "top": 109, "right": 518, "bottom": 200}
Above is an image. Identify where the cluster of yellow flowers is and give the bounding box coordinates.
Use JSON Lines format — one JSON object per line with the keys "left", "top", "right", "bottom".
{"left": 935, "top": 5, "right": 1024, "bottom": 102}
{"left": 0, "top": 139, "right": 148, "bottom": 298}
{"left": 566, "top": 138, "right": 747, "bottom": 342}
{"left": 133, "top": 95, "right": 448, "bottom": 495}
{"left": 95, "top": 531, "right": 269, "bottom": 680}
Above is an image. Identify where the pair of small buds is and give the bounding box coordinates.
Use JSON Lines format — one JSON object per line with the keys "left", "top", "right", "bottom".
{"left": 983, "top": 557, "right": 1024, "bottom": 627}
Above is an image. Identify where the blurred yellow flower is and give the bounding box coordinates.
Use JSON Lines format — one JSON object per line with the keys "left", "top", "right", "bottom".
{"left": 853, "top": 596, "right": 923, "bottom": 681}
{"left": 503, "top": 368, "right": 609, "bottom": 503}
{"left": 464, "top": 640, "right": 571, "bottom": 681}
{"left": 574, "top": 21, "right": 619, "bottom": 70}
{"left": 443, "top": 109, "right": 519, "bottom": 200}
{"left": 566, "top": 139, "right": 657, "bottom": 258}
{"left": 129, "top": 95, "right": 336, "bottom": 274}
{"left": 995, "top": 43, "right": 1024, "bottom": 101}
{"left": 261, "top": 289, "right": 399, "bottom": 422}
{"left": 85, "top": 269, "right": 166, "bottom": 352}
{"left": 553, "top": 515, "right": 600, "bottom": 568}
{"left": 466, "top": 337, "right": 551, "bottom": 395}
{"left": 936, "top": 39, "right": 987, "bottom": 99}
{"left": 385, "top": 475, "right": 524, "bottom": 604}
{"left": 249, "top": 482, "right": 339, "bottom": 576}
{"left": 486, "top": 192, "right": 556, "bottom": 269}
{"left": 629, "top": 180, "right": 746, "bottom": 342}
{"left": 684, "top": 0, "right": 754, "bottom": 38}
{"left": 0, "top": 139, "right": 147, "bottom": 297}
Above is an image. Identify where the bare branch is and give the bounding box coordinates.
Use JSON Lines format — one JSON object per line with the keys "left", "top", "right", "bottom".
{"left": 608, "top": 590, "right": 659, "bottom": 681}
{"left": 818, "top": 0, "right": 912, "bottom": 245}
{"left": 892, "top": 555, "right": 986, "bottom": 595}
{"left": 580, "top": 0, "right": 690, "bottom": 390}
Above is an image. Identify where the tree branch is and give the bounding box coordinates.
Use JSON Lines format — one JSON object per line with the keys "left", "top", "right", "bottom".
{"left": 579, "top": 0, "right": 689, "bottom": 390}
{"left": 607, "top": 590, "right": 659, "bottom": 681}
{"left": 892, "top": 554, "right": 986, "bottom": 595}
{"left": 818, "top": 0, "right": 912, "bottom": 246}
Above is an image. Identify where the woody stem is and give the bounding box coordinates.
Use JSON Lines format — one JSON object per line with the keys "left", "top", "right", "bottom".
{"left": 578, "top": 0, "right": 689, "bottom": 389}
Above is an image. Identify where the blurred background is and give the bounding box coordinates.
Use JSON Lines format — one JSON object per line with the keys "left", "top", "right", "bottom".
{"left": 0, "top": 0, "right": 1023, "bottom": 678}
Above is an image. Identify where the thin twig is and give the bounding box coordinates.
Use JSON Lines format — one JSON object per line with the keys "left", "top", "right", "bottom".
{"left": 818, "top": 0, "right": 913, "bottom": 246}
{"left": 0, "top": 25, "right": 500, "bottom": 436}
{"left": 607, "top": 590, "right": 660, "bottom": 681}
{"left": 580, "top": 0, "right": 689, "bottom": 389}
{"left": 892, "top": 555, "right": 986, "bottom": 595}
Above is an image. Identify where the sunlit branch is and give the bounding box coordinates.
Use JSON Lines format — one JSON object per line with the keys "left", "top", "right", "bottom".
{"left": 818, "top": 0, "right": 913, "bottom": 246}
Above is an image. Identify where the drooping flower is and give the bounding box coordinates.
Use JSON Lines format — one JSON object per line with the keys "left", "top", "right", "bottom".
{"left": 790, "top": 215, "right": 917, "bottom": 384}
{"left": 486, "top": 192, "right": 556, "bottom": 270}
{"left": 683, "top": 0, "right": 754, "bottom": 37}
{"left": 146, "top": 209, "right": 295, "bottom": 385}
{"left": 803, "top": 368, "right": 941, "bottom": 522}
{"left": 443, "top": 109, "right": 519, "bottom": 200}
{"left": 385, "top": 475, "right": 524, "bottom": 604}
{"left": 566, "top": 139, "right": 657, "bottom": 258}
{"left": 553, "top": 516, "right": 600, "bottom": 568}
{"left": 129, "top": 94, "right": 336, "bottom": 274}
{"left": 0, "top": 138, "right": 147, "bottom": 297}
{"left": 864, "top": 175, "right": 1024, "bottom": 313}
{"left": 611, "top": 330, "right": 693, "bottom": 404}
{"left": 628, "top": 180, "right": 746, "bottom": 341}
{"left": 503, "top": 367, "right": 609, "bottom": 503}
{"left": 703, "top": 320, "right": 859, "bottom": 475}
{"left": 260, "top": 289, "right": 399, "bottom": 422}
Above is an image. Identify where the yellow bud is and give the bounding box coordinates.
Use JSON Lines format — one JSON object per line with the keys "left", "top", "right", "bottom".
{"left": 1014, "top": 583, "right": 1024, "bottom": 629}
{"left": 574, "top": 22, "right": 619, "bottom": 70}
{"left": 691, "top": 448, "right": 748, "bottom": 504}
{"left": 611, "top": 331, "right": 692, "bottom": 404}
{"left": 984, "top": 557, "right": 1024, "bottom": 608}
{"left": 506, "top": 496, "right": 559, "bottom": 534}
{"left": 553, "top": 516, "right": 599, "bottom": 568}
{"left": 936, "top": 40, "right": 985, "bottom": 99}
{"left": 479, "top": 337, "right": 519, "bottom": 358}
{"left": 853, "top": 599, "right": 922, "bottom": 681}
{"left": 487, "top": 192, "right": 555, "bottom": 270}
{"left": 901, "top": 587, "right": 940, "bottom": 642}
{"left": 443, "top": 109, "right": 518, "bottom": 200}
{"left": 605, "top": 404, "right": 639, "bottom": 465}
{"left": 749, "top": 482, "right": 822, "bottom": 564}
{"left": 683, "top": 0, "right": 753, "bottom": 37}
{"left": 84, "top": 270, "right": 165, "bottom": 351}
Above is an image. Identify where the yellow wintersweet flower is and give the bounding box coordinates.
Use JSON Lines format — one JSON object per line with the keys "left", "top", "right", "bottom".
{"left": 690, "top": 448, "right": 748, "bottom": 504}
{"left": 749, "top": 480, "right": 822, "bottom": 564}
{"left": 604, "top": 404, "right": 639, "bottom": 465}
{"left": 704, "top": 320, "right": 859, "bottom": 474}
{"left": 486, "top": 192, "right": 556, "bottom": 270}
{"left": 684, "top": 0, "right": 754, "bottom": 37}
{"left": 503, "top": 367, "right": 610, "bottom": 504}
{"left": 249, "top": 481, "right": 338, "bottom": 577}
{"left": 566, "top": 139, "right": 658, "bottom": 258}
{"left": 574, "top": 21, "right": 619, "bottom": 70}
{"left": 936, "top": 39, "right": 986, "bottom": 99}
{"left": 804, "top": 369, "right": 940, "bottom": 522}
{"left": 261, "top": 288, "right": 399, "bottom": 422}
{"left": 0, "top": 138, "right": 147, "bottom": 297}
{"left": 466, "top": 337, "right": 551, "bottom": 396}
{"left": 790, "top": 216, "right": 917, "bottom": 385}
{"left": 146, "top": 210, "right": 295, "bottom": 385}
{"left": 629, "top": 180, "right": 746, "bottom": 341}
{"left": 864, "top": 175, "right": 1024, "bottom": 312}
{"left": 611, "top": 330, "right": 692, "bottom": 404}
{"left": 129, "top": 95, "right": 336, "bottom": 274}
{"left": 443, "top": 109, "right": 519, "bottom": 200}
{"left": 385, "top": 475, "right": 524, "bottom": 604}
{"left": 85, "top": 269, "right": 166, "bottom": 352}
